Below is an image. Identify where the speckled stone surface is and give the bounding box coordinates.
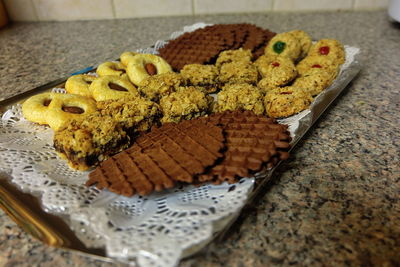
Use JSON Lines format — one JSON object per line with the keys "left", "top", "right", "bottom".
{"left": 0, "top": 10, "right": 399, "bottom": 267}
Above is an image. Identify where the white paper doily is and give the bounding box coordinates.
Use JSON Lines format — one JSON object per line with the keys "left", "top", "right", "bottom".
{"left": 0, "top": 23, "right": 360, "bottom": 267}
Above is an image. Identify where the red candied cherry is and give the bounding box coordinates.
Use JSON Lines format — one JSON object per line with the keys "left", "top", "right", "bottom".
{"left": 319, "top": 46, "right": 330, "bottom": 55}
{"left": 312, "top": 64, "right": 322, "bottom": 68}
{"left": 271, "top": 62, "right": 280, "bottom": 67}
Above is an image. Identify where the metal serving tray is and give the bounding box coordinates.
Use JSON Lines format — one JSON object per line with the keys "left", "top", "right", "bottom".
{"left": 0, "top": 23, "right": 362, "bottom": 267}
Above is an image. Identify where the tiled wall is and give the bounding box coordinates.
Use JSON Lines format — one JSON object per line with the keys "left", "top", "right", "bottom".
{"left": 4, "top": 0, "right": 389, "bottom": 21}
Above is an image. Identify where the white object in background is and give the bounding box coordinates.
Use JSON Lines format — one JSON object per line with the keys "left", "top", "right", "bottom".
{"left": 388, "top": 0, "right": 400, "bottom": 22}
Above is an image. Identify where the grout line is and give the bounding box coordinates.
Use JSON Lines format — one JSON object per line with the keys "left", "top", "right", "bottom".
{"left": 30, "top": 0, "right": 40, "bottom": 21}
{"left": 111, "top": 0, "right": 117, "bottom": 18}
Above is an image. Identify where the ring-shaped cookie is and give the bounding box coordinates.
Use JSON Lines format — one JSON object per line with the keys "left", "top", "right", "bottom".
{"left": 90, "top": 75, "right": 139, "bottom": 102}
{"left": 126, "top": 54, "right": 173, "bottom": 86}
{"left": 46, "top": 93, "right": 97, "bottom": 131}
{"left": 22, "top": 92, "right": 56, "bottom": 125}
{"left": 96, "top": 61, "right": 127, "bottom": 78}
{"left": 120, "top": 51, "right": 138, "bottom": 66}
{"left": 65, "top": 74, "right": 96, "bottom": 98}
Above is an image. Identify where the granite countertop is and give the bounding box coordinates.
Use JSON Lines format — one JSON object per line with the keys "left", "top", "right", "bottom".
{"left": 0, "top": 10, "right": 399, "bottom": 267}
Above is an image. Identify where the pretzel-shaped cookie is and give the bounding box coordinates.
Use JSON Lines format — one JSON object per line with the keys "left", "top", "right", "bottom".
{"left": 90, "top": 75, "right": 139, "bottom": 101}
{"left": 126, "top": 54, "right": 172, "bottom": 86}
{"left": 65, "top": 74, "right": 96, "bottom": 98}
{"left": 22, "top": 92, "right": 97, "bottom": 131}
{"left": 22, "top": 92, "right": 56, "bottom": 125}
{"left": 96, "top": 61, "right": 127, "bottom": 78}
{"left": 46, "top": 93, "right": 97, "bottom": 131}
{"left": 120, "top": 51, "right": 138, "bottom": 67}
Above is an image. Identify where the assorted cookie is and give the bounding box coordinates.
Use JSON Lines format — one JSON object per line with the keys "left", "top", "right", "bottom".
{"left": 20, "top": 23, "right": 347, "bottom": 196}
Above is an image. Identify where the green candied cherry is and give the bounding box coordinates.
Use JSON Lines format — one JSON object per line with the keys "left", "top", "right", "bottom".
{"left": 273, "top": 41, "right": 286, "bottom": 54}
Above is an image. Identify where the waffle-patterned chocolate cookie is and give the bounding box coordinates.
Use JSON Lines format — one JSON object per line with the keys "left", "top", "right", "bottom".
{"left": 158, "top": 23, "right": 276, "bottom": 71}
{"left": 198, "top": 110, "right": 291, "bottom": 184}
{"left": 86, "top": 119, "right": 225, "bottom": 196}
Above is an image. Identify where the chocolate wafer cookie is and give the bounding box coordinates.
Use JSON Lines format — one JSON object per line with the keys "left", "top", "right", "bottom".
{"left": 86, "top": 119, "right": 225, "bottom": 196}
{"left": 158, "top": 26, "right": 235, "bottom": 71}
{"left": 158, "top": 23, "right": 276, "bottom": 70}
{"left": 198, "top": 110, "right": 291, "bottom": 184}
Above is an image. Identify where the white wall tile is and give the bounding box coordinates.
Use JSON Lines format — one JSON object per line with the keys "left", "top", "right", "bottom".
{"left": 273, "top": 0, "right": 354, "bottom": 11}
{"left": 194, "top": 0, "right": 273, "bottom": 14}
{"left": 32, "top": 0, "right": 114, "bottom": 21}
{"left": 114, "top": 0, "right": 192, "bottom": 18}
{"left": 354, "top": 0, "right": 389, "bottom": 9}
{"left": 4, "top": 0, "right": 38, "bottom": 21}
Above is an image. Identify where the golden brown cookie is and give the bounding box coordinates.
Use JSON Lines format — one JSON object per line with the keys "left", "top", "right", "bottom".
{"left": 264, "top": 32, "right": 302, "bottom": 61}
{"left": 264, "top": 86, "right": 313, "bottom": 118}
{"left": 296, "top": 54, "right": 340, "bottom": 81}
{"left": 292, "top": 68, "right": 335, "bottom": 96}
{"left": 219, "top": 61, "right": 259, "bottom": 85}
{"left": 215, "top": 48, "right": 253, "bottom": 68}
{"left": 255, "top": 55, "right": 298, "bottom": 88}
{"left": 214, "top": 83, "right": 265, "bottom": 115}
{"left": 307, "top": 39, "right": 345, "bottom": 65}
{"left": 96, "top": 96, "right": 161, "bottom": 132}
{"left": 159, "top": 86, "right": 213, "bottom": 123}
{"left": 180, "top": 64, "right": 219, "bottom": 93}
{"left": 54, "top": 112, "right": 130, "bottom": 171}
{"left": 287, "top": 30, "right": 312, "bottom": 59}
{"left": 138, "top": 72, "right": 184, "bottom": 102}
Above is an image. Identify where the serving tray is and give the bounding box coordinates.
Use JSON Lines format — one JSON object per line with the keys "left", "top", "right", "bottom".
{"left": 0, "top": 23, "right": 362, "bottom": 267}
